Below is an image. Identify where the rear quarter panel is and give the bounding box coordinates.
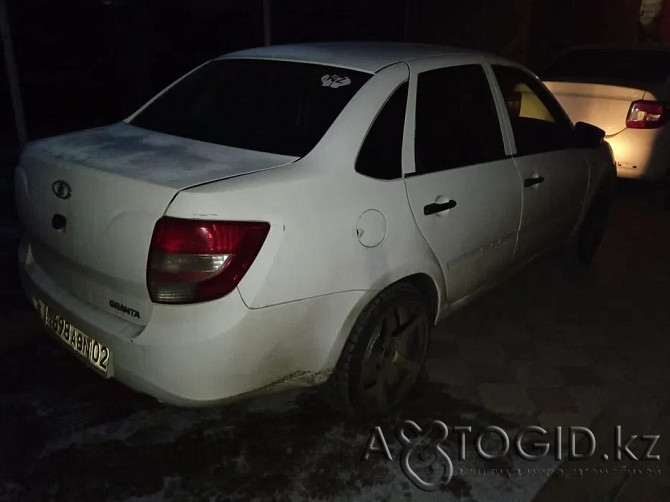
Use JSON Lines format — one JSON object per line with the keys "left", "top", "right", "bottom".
{"left": 165, "top": 62, "right": 446, "bottom": 311}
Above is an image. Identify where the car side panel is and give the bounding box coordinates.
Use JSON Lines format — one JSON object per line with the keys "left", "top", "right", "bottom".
{"left": 164, "top": 63, "right": 446, "bottom": 314}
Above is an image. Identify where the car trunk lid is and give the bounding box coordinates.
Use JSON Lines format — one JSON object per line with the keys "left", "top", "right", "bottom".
{"left": 543, "top": 81, "right": 648, "bottom": 136}
{"left": 15, "top": 122, "right": 297, "bottom": 325}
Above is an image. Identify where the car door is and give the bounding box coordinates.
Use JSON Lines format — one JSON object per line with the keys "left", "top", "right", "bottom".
{"left": 403, "top": 59, "right": 523, "bottom": 303}
{"left": 490, "top": 65, "right": 590, "bottom": 262}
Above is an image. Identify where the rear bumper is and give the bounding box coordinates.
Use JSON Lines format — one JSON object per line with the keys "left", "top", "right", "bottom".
{"left": 607, "top": 126, "right": 670, "bottom": 182}
{"left": 18, "top": 238, "right": 370, "bottom": 406}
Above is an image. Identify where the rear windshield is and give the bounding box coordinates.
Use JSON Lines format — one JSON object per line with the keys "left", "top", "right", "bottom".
{"left": 130, "top": 59, "right": 371, "bottom": 157}
{"left": 541, "top": 49, "right": 670, "bottom": 84}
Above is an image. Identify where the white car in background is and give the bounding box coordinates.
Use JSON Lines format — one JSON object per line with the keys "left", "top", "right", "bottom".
{"left": 15, "top": 43, "right": 615, "bottom": 416}
{"left": 542, "top": 45, "right": 670, "bottom": 199}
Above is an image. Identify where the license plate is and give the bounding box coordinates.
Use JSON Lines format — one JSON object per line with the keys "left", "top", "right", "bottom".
{"left": 35, "top": 298, "right": 111, "bottom": 374}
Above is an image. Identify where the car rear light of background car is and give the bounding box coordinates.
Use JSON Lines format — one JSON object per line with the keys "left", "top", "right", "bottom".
{"left": 625, "top": 100, "right": 670, "bottom": 129}
{"left": 147, "top": 217, "right": 270, "bottom": 304}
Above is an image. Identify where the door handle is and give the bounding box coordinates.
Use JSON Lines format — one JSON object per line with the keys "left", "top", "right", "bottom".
{"left": 524, "top": 176, "right": 545, "bottom": 188}
{"left": 424, "top": 200, "right": 457, "bottom": 215}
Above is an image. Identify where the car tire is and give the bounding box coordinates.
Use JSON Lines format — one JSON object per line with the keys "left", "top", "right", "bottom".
{"left": 324, "top": 282, "right": 431, "bottom": 418}
{"left": 576, "top": 177, "right": 615, "bottom": 265}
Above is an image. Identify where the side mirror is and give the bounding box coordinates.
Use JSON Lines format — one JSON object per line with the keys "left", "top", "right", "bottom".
{"left": 573, "top": 121, "right": 605, "bottom": 149}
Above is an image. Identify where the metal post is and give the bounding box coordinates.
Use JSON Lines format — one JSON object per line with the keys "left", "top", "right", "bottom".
{"left": 0, "top": 0, "right": 28, "bottom": 149}
{"left": 263, "top": 0, "right": 272, "bottom": 46}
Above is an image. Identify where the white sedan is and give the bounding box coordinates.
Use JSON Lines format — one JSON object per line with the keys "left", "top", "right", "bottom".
{"left": 15, "top": 42, "right": 615, "bottom": 416}
{"left": 543, "top": 45, "right": 670, "bottom": 194}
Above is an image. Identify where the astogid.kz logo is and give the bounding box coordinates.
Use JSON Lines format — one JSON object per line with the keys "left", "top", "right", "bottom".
{"left": 397, "top": 420, "right": 453, "bottom": 491}
{"left": 362, "top": 420, "right": 662, "bottom": 492}
{"left": 363, "top": 420, "right": 453, "bottom": 491}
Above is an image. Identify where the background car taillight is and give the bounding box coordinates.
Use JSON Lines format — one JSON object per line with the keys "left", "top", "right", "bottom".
{"left": 147, "top": 217, "right": 270, "bottom": 304}
{"left": 625, "top": 100, "right": 670, "bottom": 129}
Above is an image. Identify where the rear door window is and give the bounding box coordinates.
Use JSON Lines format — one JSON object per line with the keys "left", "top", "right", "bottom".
{"left": 414, "top": 64, "right": 506, "bottom": 175}
{"left": 131, "top": 59, "right": 371, "bottom": 157}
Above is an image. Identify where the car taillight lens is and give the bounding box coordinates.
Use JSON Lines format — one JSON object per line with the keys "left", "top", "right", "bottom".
{"left": 625, "top": 100, "right": 670, "bottom": 129}
{"left": 147, "top": 217, "right": 270, "bottom": 304}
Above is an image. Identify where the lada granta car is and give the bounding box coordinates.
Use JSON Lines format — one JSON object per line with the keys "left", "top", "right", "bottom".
{"left": 15, "top": 42, "right": 616, "bottom": 416}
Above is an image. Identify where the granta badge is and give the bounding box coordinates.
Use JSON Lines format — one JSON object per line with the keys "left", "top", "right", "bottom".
{"left": 109, "top": 300, "right": 140, "bottom": 319}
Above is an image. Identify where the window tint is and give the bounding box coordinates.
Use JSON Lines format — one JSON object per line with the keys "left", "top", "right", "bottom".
{"left": 493, "top": 65, "right": 573, "bottom": 156}
{"left": 356, "top": 82, "right": 408, "bottom": 180}
{"left": 414, "top": 65, "right": 505, "bottom": 175}
{"left": 131, "top": 59, "right": 370, "bottom": 157}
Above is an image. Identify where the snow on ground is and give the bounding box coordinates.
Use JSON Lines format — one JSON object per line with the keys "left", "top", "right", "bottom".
{"left": 0, "top": 340, "right": 555, "bottom": 501}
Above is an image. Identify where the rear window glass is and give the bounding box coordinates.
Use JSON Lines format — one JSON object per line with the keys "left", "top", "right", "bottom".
{"left": 541, "top": 49, "right": 670, "bottom": 84}
{"left": 130, "top": 59, "right": 371, "bottom": 157}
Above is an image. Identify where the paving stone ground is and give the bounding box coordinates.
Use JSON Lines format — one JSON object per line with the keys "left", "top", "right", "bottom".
{"left": 424, "top": 187, "right": 670, "bottom": 500}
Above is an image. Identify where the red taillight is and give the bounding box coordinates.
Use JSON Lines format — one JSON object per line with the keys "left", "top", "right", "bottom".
{"left": 147, "top": 217, "right": 270, "bottom": 304}
{"left": 625, "top": 100, "right": 670, "bottom": 129}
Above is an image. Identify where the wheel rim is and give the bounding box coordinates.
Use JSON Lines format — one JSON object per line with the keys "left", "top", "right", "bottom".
{"left": 359, "top": 300, "right": 428, "bottom": 413}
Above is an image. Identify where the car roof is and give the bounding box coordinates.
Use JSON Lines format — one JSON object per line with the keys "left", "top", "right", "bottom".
{"left": 218, "top": 41, "right": 501, "bottom": 73}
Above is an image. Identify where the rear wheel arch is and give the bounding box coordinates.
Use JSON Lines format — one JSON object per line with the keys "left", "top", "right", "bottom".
{"left": 366, "top": 271, "right": 443, "bottom": 325}
{"left": 324, "top": 279, "right": 434, "bottom": 416}
{"left": 400, "top": 273, "right": 441, "bottom": 325}
{"left": 322, "top": 268, "right": 443, "bottom": 373}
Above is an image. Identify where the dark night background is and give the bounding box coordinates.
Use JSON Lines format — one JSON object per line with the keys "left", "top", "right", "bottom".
{"left": 0, "top": 0, "right": 658, "bottom": 155}
{"left": 2, "top": 2, "right": 670, "bottom": 500}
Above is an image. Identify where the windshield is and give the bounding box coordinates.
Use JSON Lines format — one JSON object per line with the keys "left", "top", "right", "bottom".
{"left": 541, "top": 49, "right": 670, "bottom": 84}
{"left": 130, "top": 59, "right": 371, "bottom": 157}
